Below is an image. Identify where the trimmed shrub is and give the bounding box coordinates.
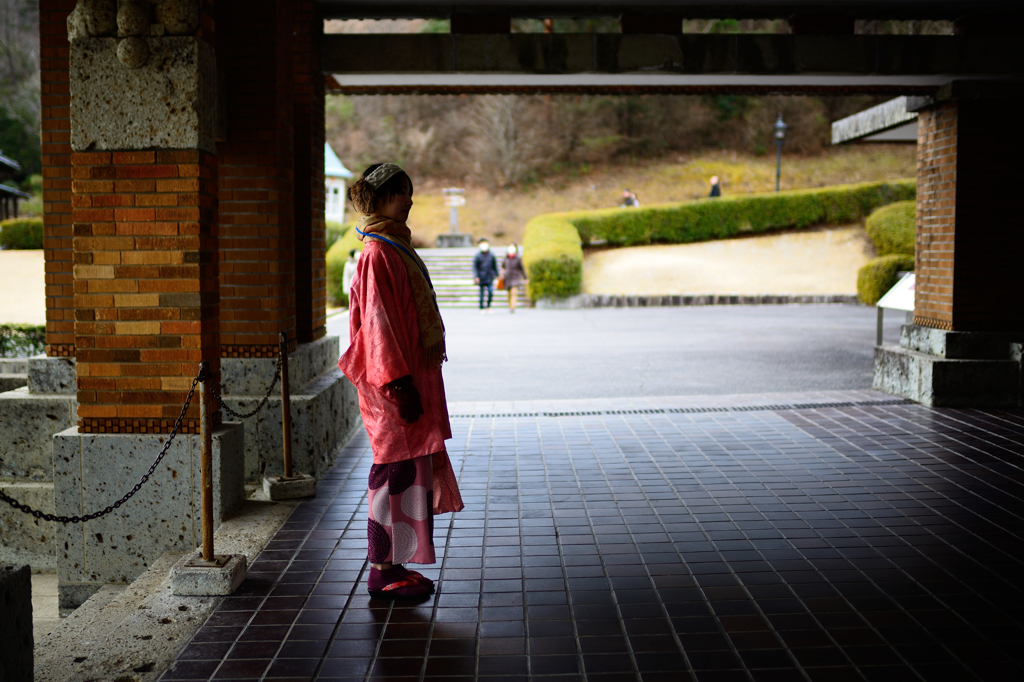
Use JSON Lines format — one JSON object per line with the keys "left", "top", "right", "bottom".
{"left": 857, "top": 254, "right": 915, "bottom": 305}
{"left": 522, "top": 214, "right": 583, "bottom": 301}
{"left": 326, "top": 229, "right": 363, "bottom": 307}
{"left": 572, "top": 179, "right": 916, "bottom": 247}
{"left": 865, "top": 200, "right": 915, "bottom": 256}
{"left": 0, "top": 218, "right": 44, "bottom": 250}
{"left": 0, "top": 323, "right": 45, "bottom": 358}
{"left": 521, "top": 179, "right": 915, "bottom": 300}
{"left": 326, "top": 221, "right": 349, "bottom": 249}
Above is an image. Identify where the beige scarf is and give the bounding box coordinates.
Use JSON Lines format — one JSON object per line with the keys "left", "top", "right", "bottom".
{"left": 356, "top": 215, "right": 447, "bottom": 369}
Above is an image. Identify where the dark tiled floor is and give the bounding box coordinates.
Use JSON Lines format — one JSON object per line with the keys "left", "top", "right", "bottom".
{"left": 163, "top": 396, "right": 1024, "bottom": 681}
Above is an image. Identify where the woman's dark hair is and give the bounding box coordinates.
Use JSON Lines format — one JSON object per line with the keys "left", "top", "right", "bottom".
{"left": 347, "top": 163, "right": 414, "bottom": 215}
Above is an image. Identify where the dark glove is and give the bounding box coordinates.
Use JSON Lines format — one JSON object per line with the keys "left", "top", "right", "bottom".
{"left": 389, "top": 375, "right": 423, "bottom": 424}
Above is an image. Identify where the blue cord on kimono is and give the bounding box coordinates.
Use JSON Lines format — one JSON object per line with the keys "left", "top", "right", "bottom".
{"left": 355, "top": 228, "right": 434, "bottom": 288}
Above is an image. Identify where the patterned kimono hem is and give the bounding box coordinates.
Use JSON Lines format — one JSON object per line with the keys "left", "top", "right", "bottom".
{"left": 367, "top": 454, "right": 436, "bottom": 565}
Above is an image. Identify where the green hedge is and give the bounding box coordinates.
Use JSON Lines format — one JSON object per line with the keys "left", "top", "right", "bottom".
{"left": 0, "top": 218, "right": 44, "bottom": 250}
{"left": 572, "top": 179, "right": 916, "bottom": 247}
{"left": 857, "top": 254, "right": 915, "bottom": 305}
{"left": 865, "top": 200, "right": 915, "bottom": 256}
{"left": 522, "top": 179, "right": 916, "bottom": 300}
{"left": 326, "top": 221, "right": 350, "bottom": 250}
{"left": 0, "top": 323, "right": 45, "bottom": 358}
{"left": 522, "top": 215, "right": 584, "bottom": 300}
{"left": 326, "top": 229, "right": 363, "bottom": 307}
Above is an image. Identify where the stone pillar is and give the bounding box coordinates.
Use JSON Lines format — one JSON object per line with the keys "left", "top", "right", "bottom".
{"left": 40, "top": 0, "right": 77, "bottom": 358}
{"left": 873, "top": 81, "right": 1024, "bottom": 407}
{"left": 217, "top": 0, "right": 297, "bottom": 358}
{"left": 292, "top": 1, "right": 327, "bottom": 345}
{"left": 55, "top": 0, "right": 244, "bottom": 611}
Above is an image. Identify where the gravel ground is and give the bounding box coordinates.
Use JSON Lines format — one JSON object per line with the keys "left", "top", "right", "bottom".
{"left": 583, "top": 226, "right": 873, "bottom": 295}
{"left": 0, "top": 250, "right": 46, "bottom": 325}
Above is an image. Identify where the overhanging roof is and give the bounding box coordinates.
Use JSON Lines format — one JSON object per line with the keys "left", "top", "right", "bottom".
{"left": 831, "top": 96, "right": 920, "bottom": 143}
{"left": 318, "top": 0, "right": 1024, "bottom": 20}
{"left": 324, "top": 33, "right": 1022, "bottom": 94}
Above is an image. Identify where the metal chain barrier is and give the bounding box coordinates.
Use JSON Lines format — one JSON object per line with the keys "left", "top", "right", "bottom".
{"left": 0, "top": 371, "right": 203, "bottom": 524}
{"left": 210, "top": 351, "right": 283, "bottom": 421}
{"left": 0, "top": 343, "right": 285, "bottom": 524}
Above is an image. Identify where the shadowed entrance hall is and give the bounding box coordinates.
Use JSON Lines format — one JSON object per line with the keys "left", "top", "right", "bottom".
{"left": 162, "top": 392, "right": 1024, "bottom": 681}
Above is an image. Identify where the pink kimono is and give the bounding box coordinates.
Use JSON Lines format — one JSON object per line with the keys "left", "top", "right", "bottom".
{"left": 338, "top": 240, "right": 463, "bottom": 564}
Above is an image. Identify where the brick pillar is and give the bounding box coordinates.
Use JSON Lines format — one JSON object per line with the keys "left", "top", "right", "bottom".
{"left": 218, "top": 0, "right": 297, "bottom": 358}
{"left": 72, "top": 151, "right": 220, "bottom": 433}
{"left": 40, "top": 0, "right": 76, "bottom": 357}
{"left": 293, "top": 1, "right": 327, "bottom": 344}
{"left": 914, "top": 98, "right": 1024, "bottom": 332}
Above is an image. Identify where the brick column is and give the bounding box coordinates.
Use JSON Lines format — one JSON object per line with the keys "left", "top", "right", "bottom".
{"left": 72, "top": 151, "right": 219, "bottom": 433}
{"left": 217, "top": 0, "right": 297, "bottom": 358}
{"left": 293, "top": 1, "right": 327, "bottom": 344}
{"left": 914, "top": 98, "right": 1024, "bottom": 332}
{"left": 39, "top": 0, "right": 76, "bottom": 357}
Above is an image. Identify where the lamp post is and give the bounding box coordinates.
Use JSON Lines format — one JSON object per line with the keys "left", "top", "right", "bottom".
{"left": 774, "top": 113, "right": 787, "bottom": 192}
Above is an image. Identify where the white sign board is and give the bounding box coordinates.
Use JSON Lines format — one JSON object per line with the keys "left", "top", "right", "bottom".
{"left": 444, "top": 196, "right": 466, "bottom": 207}
{"left": 877, "top": 273, "right": 915, "bottom": 312}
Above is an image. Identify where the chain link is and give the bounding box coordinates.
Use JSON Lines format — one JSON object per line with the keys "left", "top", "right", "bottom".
{"left": 210, "top": 352, "right": 283, "bottom": 420}
{"left": 0, "top": 344, "right": 285, "bottom": 524}
{"left": 0, "top": 374, "right": 202, "bottom": 524}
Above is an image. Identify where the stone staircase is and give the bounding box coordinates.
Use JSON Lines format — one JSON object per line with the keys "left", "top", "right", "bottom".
{"left": 420, "top": 247, "right": 481, "bottom": 308}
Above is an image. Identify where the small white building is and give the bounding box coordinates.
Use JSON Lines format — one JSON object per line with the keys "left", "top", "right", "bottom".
{"left": 324, "top": 143, "right": 354, "bottom": 223}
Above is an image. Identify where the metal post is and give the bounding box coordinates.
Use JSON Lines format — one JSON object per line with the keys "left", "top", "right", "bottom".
{"left": 279, "top": 333, "right": 293, "bottom": 479}
{"left": 199, "top": 361, "right": 214, "bottom": 562}
{"left": 775, "top": 139, "right": 782, "bottom": 192}
{"left": 876, "top": 307, "right": 884, "bottom": 347}
{"left": 449, "top": 205, "right": 458, "bottom": 234}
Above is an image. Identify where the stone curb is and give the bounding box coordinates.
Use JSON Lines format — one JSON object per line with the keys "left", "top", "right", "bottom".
{"left": 536, "top": 293, "right": 862, "bottom": 309}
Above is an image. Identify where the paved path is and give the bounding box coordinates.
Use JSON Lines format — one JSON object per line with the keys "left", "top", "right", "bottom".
{"left": 330, "top": 305, "right": 907, "bottom": 402}
{"left": 161, "top": 394, "right": 1024, "bottom": 681}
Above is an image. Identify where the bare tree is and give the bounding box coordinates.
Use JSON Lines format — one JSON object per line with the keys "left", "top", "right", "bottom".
{"left": 466, "top": 95, "right": 542, "bottom": 187}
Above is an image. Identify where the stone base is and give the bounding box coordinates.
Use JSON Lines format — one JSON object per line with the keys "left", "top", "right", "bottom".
{"left": 263, "top": 473, "right": 316, "bottom": 500}
{"left": 0, "top": 374, "right": 27, "bottom": 392}
{"left": 874, "top": 325, "right": 1023, "bottom": 407}
{"left": 169, "top": 551, "right": 247, "bottom": 596}
{"left": 0, "top": 565, "right": 33, "bottom": 682}
{"left": 0, "top": 388, "right": 77, "bottom": 478}
{"left": 0, "top": 481, "right": 56, "bottom": 571}
{"left": 220, "top": 336, "right": 361, "bottom": 483}
{"left": 436, "top": 233, "right": 474, "bottom": 248}
{"left": 54, "top": 423, "right": 245, "bottom": 611}
{"left": 27, "top": 356, "right": 76, "bottom": 394}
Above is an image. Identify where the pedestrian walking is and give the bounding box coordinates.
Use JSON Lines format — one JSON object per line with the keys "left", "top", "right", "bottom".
{"left": 342, "top": 248, "right": 360, "bottom": 299}
{"left": 708, "top": 176, "right": 721, "bottom": 197}
{"left": 473, "top": 238, "right": 499, "bottom": 312}
{"left": 338, "top": 162, "right": 464, "bottom": 599}
{"left": 502, "top": 243, "right": 528, "bottom": 313}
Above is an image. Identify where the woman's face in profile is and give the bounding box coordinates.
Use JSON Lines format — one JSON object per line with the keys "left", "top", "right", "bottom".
{"left": 379, "top": 178, "right": 414, "bottom": 223}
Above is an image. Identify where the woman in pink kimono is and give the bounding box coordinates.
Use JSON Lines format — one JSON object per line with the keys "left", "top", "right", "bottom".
{"left": 338, "top": 163, "right": 464, "bottom": 599}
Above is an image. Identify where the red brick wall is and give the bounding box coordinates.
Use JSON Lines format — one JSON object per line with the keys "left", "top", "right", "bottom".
{"left": 40, "top": 0, "right": 76, "bottom": 356}
{"left": 72, "top": 151, "right": 220, "bottom": 434}
{"left": 217, "top": 0, "right": 298, "bottom": 358}
{"left": 293, "top": 1, "right": 327, "bottom": 344}
{"left": 914, "top": 100, "right": 1024, "bottom": 333}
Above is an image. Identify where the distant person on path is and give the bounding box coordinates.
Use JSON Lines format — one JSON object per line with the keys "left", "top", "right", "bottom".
{"left": 473, "top": 238, "right": 499, "bottom": 312}
{"left": 342, "top": 248, "right": 360, "bottom": 299}
{"left": 708, "top": 176, "right": 721, "bottom": 198}
{"left": 338, "top": 162, "right": 464, "bottom": 600}
{"left": 620, "top": 189, "right": 640, "bottom": 207}
{"left": 502, "top": 243, "right": 528, "bottom": 313}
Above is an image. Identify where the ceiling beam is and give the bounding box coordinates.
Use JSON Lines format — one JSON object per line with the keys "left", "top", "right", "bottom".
{"left": 323, "top": 33, "right": 1022, "bottom": 79}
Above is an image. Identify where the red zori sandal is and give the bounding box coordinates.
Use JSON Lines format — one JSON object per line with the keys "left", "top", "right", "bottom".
{"left": 367, "top": 565, "right": 434, "bottom": 599}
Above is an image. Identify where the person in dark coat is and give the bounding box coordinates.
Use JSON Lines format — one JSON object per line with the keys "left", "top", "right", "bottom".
{"left": 501, "top": 243, "right": 528, "bottom": 313}
{"left": 708, "top": 176, "right": 722, "bottom": 198}
{"left": 472, "top": 238, "right": 499, "bottom": 311}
